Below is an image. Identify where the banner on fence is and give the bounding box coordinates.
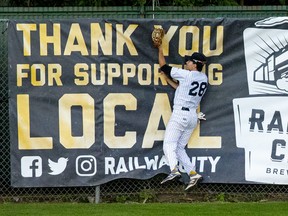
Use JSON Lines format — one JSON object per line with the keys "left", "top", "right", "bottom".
{"left": 8, "top": 17, "right": 288, "bottom": 187}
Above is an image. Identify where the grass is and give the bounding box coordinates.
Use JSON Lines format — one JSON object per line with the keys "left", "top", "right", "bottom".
{"left": 1, "top": 202, "right": 288, "bottom": 216}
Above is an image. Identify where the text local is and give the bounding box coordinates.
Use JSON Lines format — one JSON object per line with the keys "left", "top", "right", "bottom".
{"left": 17, "top": 93, "right": 171, "bottom": 150}
{"left": 17, "top": 93, "right": 220, "bottom": 150}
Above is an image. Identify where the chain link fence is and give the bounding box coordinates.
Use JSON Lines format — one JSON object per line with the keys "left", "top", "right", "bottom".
{"left": 1, "top": 6, "right": 288, "bottom": 203}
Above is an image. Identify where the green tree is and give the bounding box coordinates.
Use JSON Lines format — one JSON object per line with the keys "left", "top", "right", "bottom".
{"left": 4, "top": 0, "right": 288, "bottom": 7}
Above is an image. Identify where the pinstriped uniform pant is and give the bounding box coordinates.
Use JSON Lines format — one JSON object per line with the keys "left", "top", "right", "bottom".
{"left": 163, "top": 108, "right": 197, "bottom": 174}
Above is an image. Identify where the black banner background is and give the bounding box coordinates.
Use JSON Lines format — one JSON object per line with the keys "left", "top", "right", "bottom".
{"left": 9, "top": 18, "right": 288, "bottom": 187}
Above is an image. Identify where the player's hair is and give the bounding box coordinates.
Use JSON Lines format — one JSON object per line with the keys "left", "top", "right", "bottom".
{"left": 185, "top": 52, "right": 206, "bottom": 72}
{"left": 193, "top": 60, "right": 204, "bottom": 72}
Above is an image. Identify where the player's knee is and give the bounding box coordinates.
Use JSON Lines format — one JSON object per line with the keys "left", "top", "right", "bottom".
{"left": 163, "top": 142, "right": 176, "bottom": 154}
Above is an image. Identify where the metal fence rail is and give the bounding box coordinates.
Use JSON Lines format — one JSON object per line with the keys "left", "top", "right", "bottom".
{"left": 0, "top": 6, "right": 288, "bottom": 203}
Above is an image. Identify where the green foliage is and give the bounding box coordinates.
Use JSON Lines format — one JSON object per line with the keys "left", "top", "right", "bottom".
{"left": 139, "top": 189, "right": 156, "bottom": 203}
{"left": 4, "top": 0, "right": 288, "bottom": 7}
{"left": 216, "top": 0, "right": 239, "bottom": 5}
{"left": 172, "top": 0, "right": 195, "bottom": 6}
{"left": 216, "top": 192, "right": 226, "bottom": 202}
{"left": 115, "top": 195, "right": 128, "bottom": 203}
{"left": 137, "top": 0, "right": 147, "bottom": 6}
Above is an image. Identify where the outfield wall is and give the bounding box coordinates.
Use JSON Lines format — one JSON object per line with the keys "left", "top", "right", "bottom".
{"left": 1, "top": 6, "right": 288, "bottom": 202}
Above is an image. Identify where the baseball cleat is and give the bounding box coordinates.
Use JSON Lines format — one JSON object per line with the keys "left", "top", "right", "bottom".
{"left": 185, "top": 174, "right": 203, "bottom": 190}
{"left": 161, "top": 170, "right": 181, "bottom": 184}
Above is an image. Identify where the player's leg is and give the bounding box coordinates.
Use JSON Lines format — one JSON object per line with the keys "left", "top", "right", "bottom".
{"left": 163, "top": 124, "right": 181, "bottom": 169}
{"left": 176, "top": 129, "right": 195, "bottom": 174}
{"left": 176, "top": 111, "right": 197, "bottom": 174}
{"left": 176, "top": 139, "right": 195, "bottom": 174}
{"left": 163, "top": 112, "right": 183, "bottom": 171}
{"left": 176, "top": 136, "right": 203, "bottom": 190}
{"left": 161, "top": 112, "right": 183, "bottom": 184}
{"left": 176, "top": 112, "right": 203, "bottom": 190}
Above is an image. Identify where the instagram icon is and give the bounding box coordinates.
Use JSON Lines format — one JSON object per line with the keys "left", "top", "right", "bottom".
{"left": 76, "top": 155, "right": 97, "bottom": 176}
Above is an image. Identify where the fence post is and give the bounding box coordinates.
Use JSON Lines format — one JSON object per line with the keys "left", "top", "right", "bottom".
{"left": 95, "top": 185, "right": 100, "bottom": 204}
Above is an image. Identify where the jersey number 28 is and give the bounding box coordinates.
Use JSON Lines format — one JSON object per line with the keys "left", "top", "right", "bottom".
{"left": 189, "top": 81, "right": 207, "bottom": 97}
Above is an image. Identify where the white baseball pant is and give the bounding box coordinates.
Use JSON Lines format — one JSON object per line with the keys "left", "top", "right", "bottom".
{"left": 163, "top": 108, "right": 197, "bottom": 174}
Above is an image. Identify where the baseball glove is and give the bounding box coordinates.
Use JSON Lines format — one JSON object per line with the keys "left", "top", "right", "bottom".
{"left": 151, "top": 27, "right": 165, "bottom": 48}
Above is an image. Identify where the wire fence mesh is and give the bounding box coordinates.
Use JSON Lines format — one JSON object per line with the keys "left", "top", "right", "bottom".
{"left": 0, "top": 6, "right": 288, "bottom": 203}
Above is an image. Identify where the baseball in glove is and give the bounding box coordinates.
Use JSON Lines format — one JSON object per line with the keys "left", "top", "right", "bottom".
{"left": 151, "top": 27, "right": 165, "bottom": 48}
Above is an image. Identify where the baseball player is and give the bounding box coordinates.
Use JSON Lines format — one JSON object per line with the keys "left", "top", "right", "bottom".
{"left": 157, "top": 45, "right": 208, "bottom": 190}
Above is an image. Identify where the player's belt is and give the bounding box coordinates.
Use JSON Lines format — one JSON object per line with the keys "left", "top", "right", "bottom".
{"left": 181, "top": 107, "right": 190, "bottom": 111}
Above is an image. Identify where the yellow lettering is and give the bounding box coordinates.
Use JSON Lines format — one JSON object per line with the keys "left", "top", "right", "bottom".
{"left": 17, "top": 94, "right": 53, "bottom": 149}
{"left": 17, "top": 64, "right": 62, "bottom": 87}
{"left": 179, "top": 26, "right": 200, "bottom": 56}
{"left": 74, "top": 63, "right": 89, "bottom": 86}
{"left": 138, "top": 64, "right": 152, "bottom": 85}
{"left": 123, "top": 64, "right": 136, "bottom": 85}
{"left": 143, "top": 93, "right": 172, "bottom": 148}
{"left": 59, "top": 94, "right": 95, "bottom": 149}
{"left": 17, "top": 64, "right": 29, "bottom": 86}
{"left": 188, "top": 107, "right": 222, "bottom": 148}
{"left": 91, "top": 23, "right": 112, "bottom": 55}
{"left": 107, "top": 63, "right": 121, "bottom": 85}
{"left": 158, "top": 25, "right": 178, "bottom": 56}
{"left": 104, "top": 93, "right": 137, "bottom": 148}
{"left": 16, "top": 23, "right": 37, "bottom": 56}
{"left": 39, "top": 23, "right": 61, "bottom": 56}
{"left": 91, "top": 63, "right": 106, "bottom": 85}
{"left": 31, "top": 64, "right": 46, "bottom": 86}
{"left": 203, "top": 26, "right": 224, "bottom": 56}
{"left": 64, "top": 23, "right": 88, "bottom": 55}
{"left": 208, "top": 64, "right": 223, "bottom": 85}
{"left": 47, "top": 64, "right": 63, "bottom": 86}
{"left": 116, "top": 24, "right": 138, "bottom": 55}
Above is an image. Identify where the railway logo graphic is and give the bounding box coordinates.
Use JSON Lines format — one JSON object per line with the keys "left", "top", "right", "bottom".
{"left": 243, "top": 18, "right": 288, "bottom": 95}
{"left": 233, "top": 17, "right": 288, "bottom": 184}
{"left": 253, "top": 45, "right": 288, "bottom": 91}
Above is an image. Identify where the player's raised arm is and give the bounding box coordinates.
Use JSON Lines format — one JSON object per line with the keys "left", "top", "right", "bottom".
{"left": 160, "top": 72, "right": 179, "bottom": 89}
{"left": 158, "top": 46, "right": 166, "bottom": 67}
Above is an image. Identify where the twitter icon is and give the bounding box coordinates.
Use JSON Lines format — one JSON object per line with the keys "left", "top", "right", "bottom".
{"left": 48, "top": 157, "right": 68, "bottom": 175}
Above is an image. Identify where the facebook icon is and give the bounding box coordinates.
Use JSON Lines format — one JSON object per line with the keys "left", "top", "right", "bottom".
{"left": 21, "top": 156, "right": 42, "bottom": 177}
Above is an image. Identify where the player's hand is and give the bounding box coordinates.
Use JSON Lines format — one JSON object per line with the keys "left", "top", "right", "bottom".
{"left": 197, "top": 112, "right": 206, "bottom": 120}
{"left": 152, "top": 27, "right": 165, "bottom": 48}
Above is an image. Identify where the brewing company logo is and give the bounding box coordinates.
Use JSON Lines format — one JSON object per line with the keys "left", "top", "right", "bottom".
{"left": 233, "top": 17, "right": 288, "bottom": 184}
